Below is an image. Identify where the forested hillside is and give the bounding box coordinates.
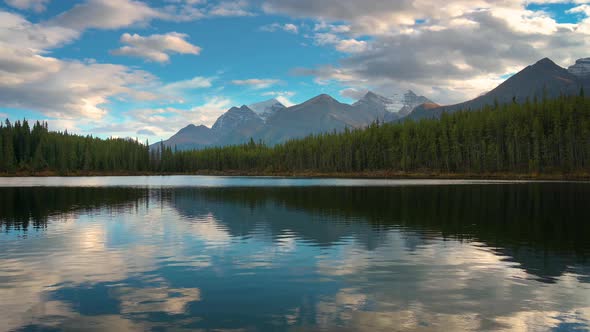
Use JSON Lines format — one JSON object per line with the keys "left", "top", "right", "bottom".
{"left": 0, "top": 120, "right": 150, "bottom": 173}
{"left": 2, "top": 93, "right": 589, "bottom": 176}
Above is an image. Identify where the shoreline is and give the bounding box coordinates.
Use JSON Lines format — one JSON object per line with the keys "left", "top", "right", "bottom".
{"left": 1, "top": 170, "right": 590, "bottom": 181}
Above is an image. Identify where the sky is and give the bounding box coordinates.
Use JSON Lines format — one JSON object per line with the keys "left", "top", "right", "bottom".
{"left": 0, "top": 0, "right": 589, "bottom": 142}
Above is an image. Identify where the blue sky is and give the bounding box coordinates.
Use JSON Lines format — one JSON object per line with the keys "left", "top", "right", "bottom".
{"left": 0, "top": 0, "right": 589, "bottom": 141}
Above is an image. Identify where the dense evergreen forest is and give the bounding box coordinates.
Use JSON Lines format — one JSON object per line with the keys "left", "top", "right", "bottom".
{"left": 0, "top": 120, "right": 150, "bottom": 173}
{"left": 1, "top": 93, "right": 589, "bottom": 176}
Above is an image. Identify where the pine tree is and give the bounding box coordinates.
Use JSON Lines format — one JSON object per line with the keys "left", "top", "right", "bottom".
{"left": 32, "top": 145, "right": 46, "bottom": 171}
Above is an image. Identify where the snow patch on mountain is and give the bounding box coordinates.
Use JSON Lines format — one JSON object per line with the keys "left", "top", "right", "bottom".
{"left": 354, "top": 90, "right": 433, "bottom": 117}
{"left": 212, "top": 105, "right": 262, "bottom": 132}
{"left": 568, "top": 58, "right": 590, "bottom": 79}
{"left": 353, "top": 91, "right": 399, "bottom": 112}
{"left": 248, "top": 98, "right": 285, "bottom": 121}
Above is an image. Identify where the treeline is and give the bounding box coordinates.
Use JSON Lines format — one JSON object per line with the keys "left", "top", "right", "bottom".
{"left": 0, "top": 120, "right": 150, "bottom": 173}
{"left": 169, "top": 94, "right": 590, "bottom": 174}
{"left": 1, "top": 93, "right": 590, "bottom": 175}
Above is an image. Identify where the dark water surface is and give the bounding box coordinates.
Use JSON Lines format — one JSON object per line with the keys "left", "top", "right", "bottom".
{"left": 0, "top": 177, "right": 589, "bottom": 331}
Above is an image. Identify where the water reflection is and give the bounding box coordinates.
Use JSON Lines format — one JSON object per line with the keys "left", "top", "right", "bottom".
{"left": 0, "top": 183, "right": 589, "bottom": 331}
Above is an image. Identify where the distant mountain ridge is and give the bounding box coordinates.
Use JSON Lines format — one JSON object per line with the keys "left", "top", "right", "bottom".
{"left": 156, "top": 90, "right": 433, "bottom": 150}
{"left": 260, "top": 94, "right": 358, "bottom": 144}
{"left": 157, "top": 57, "right": 589, "bottom": 151}
{"left": 248, "top": 98, "right": 286, "bottom": 121}
{"left": 407, "top": 57, "right": 588, "bottom": 121}
{"left": 160, "top": 124, "right": 214, "bottom": 151}
{"left": 568, "top": 58, "right": 590, "bottom": 79}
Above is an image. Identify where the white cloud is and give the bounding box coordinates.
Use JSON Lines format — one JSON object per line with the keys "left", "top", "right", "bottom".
{"left": 232, "top": 78, "right": 281, "bottom": 89}
{"left": 261, "top": 22, "right": 299, "bottom": 34}
{"left": 0, "top": 57, "right": 155, "bottom": 120}
{"left": 310, "top": 30, "right": 367, "bottom": 54}
{"left": 48, "top": 0, "right": 255, "bottom": 31}
{"left": 163, "top": 0, "right": 254, "bottom": 20}
{"left": 283, "top": 23, "right": 299, "bottom": 33}
{"left": 183, "top": 97, "right": 233, "bottom": 126}
{"left": 270, "top": 0, "right": 590, "bottom": 103}
{"left": 265, "top": 0, "right": 575, "bottom": 35}
{"left": 208, "top": 0, "right": 253, "bottom": 17}
{"left": 0, "top": 2, "right": 251, "bottom": 133}
{"left": 568, "top": 4, "right": 590, "bottom": 16}
{"left": 335, "top": 39, "right": 368, "bottom": 53}
{"left": 88, "top": 96, "right": 233, "bottom": 141}
{"left": 4, "top": 0, "right": 50, "bottom": 12}
{"left": 568, "top": 4, "right": 590, "bottom": 33}
{"left": 50, "top": 0, "right": 163, "bottom": 31}
{"left": 314, "top": 22, "right": 352, "bottom": 33}
{"left": 261, "top": 90, "right": 296, "bottom": 106}
{"left": 159, "top": 76, "right": 215, "bottom": 103}
{"left": 163, "top": 76, "right": 213, "bottom": 92}
{"left": 0, "top": 10, "right": 157, "bottom": 120}
{"left": 111, "top": 32, "right": 201, "bottom": 63}
{"left": 314, "top": 35, "right": 368, "bottom": 53}
{"left": 0, "top": 11, "right": 79, "bottom": 51}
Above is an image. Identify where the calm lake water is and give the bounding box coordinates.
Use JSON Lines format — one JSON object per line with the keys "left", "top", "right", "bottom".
{"left": 0, "top": 177, "right": 589, "bottom": 331}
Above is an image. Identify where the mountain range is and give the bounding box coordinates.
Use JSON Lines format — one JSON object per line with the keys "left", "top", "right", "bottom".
{"left": 157, "top": 91, "right": 432, "bottom": 150}
{"left": 157, "top": 57, "right": 589, "bottom": 150}
{"left": 408, "top": 57, "right": 590, "bottom": 121}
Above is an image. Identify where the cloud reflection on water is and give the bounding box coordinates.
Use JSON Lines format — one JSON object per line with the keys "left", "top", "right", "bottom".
{"left": 0, "top": 184, "right": 589, "bottom": 331}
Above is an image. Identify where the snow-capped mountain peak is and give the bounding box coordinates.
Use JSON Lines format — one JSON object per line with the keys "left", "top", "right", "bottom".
{"left": 354, "top": 90, "right": 433, "bottom": 116}
{"left": 354, "top": 91, "right": 397, "bottom": 112}
{"left": 248, "top": 98, "right": 286, "bottom": 121}
{"left": 212, "top": 105, "right": 262, "bottom": 132}
{"left": 568, "top": 58, "right": 590, "bottom": 79}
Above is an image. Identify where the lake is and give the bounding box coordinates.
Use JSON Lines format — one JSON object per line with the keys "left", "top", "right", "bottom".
{"left": 0, "top": 176, "right": 589, "bottom": 331}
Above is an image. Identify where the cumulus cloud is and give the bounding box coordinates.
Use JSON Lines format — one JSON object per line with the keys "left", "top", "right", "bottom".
{"left": 48, "top": 0, "right": 253, "bottom": 32}
{"left": 137, "top": 128, "right": 156, "bottom": 136}
{"left": 93, "top": 96, "right": 233, "bottom": 140}
{"left": 313, "top": 33, "right": 368, "bottom": 53}
{"left": 568, "top": 4, "right": 590, "bottom": 33}
{"left": 111, "top": 32, "right": 201, "bottom": 63}
{"left": 261, "top": 22, "right": 299, "bottom": 34}
{"left": 208, "top": 0, "right": 253, "bottom": 17}
{"left": 4, "top": 0, "right": 50, "bottom": 12}
{"left": 3, "top": 0, "right": 589, "bottom": 134}
{"left": 0, "top": 11, "right": 79, "bottom": 51}
{"left": 50, "top": 0, "right": 163, "bottom": 31}
{"left": 163, "top": 76, "right": 213, "bottom": 92}
{"left": 0, "top": 1, "right": 261, "bottom": 136}
{"left": 0, "top": 10, "right": 157, "bottom": 120}
{"left": 263, "top": 0, "right": 568, "bottom": 35}
{"left": 0, "top": 1, "right": 229, "bottom": 124}
{"left": 158, "top": 76, "right": 215, "bottom": 103}
{"left": 272, "top": 0, "right": 590, "bottom": 103}
{"left": 570, "top": 4, "right": 590, "bottom": 15}
{"left": 87, "top": 95, "right": 235, "bottom": 141}
{"left": 0, "top": 57, "right": 155, "bottom": 120}
{"left": 162, "top": 0, "right": 254, "bottom": 20}
{"left": 232, "top": 78, "right": 281, "bottom": 89}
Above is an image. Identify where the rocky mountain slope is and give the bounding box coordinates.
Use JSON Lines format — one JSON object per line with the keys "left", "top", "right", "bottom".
{"left": 157, "top": 57, "right": 589, "bottom": 150}
{"left": 158, "top": 124, "right": 215, "bottom": 151}
{"left": 407, "top": 57, "right": 588, "bottom": 121}
{"left": 248, "top": 98, "right": 286, "bottom": 121}
{"left": 157, "top": 91, "right": 429, "bottom": 150}
{"left": 568, "top": 58, "right": 590, "bottom": 80}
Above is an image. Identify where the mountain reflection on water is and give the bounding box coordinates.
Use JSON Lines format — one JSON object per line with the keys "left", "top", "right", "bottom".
{"left": 0, "top": 182, "right": 589, "bottom": 331}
